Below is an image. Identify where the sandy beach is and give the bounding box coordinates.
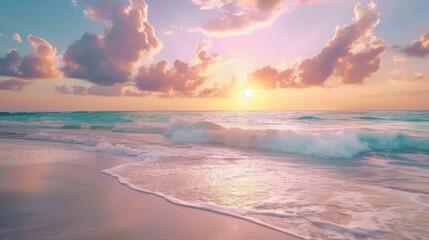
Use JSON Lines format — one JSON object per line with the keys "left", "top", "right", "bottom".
{"left": 0, "top": 139, "right": 298, "bottom": 240}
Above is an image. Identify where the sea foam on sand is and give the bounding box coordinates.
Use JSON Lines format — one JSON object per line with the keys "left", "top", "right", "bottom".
{"left": 103, "top": 145, "right": 429, "bottom": 240}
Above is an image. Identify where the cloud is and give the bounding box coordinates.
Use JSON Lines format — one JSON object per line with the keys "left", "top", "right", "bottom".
{"left": 389, "top": 71, "right": 425, "bottom": 82}
{"left": 72, "top": 85, "right": 88, "bottom": 95}
{"left": 123, "top": 89, "right": 151, "bottom": 97}
{"left": 0, "top": 49, "right": 21, "bottom": 77}
{"left": 12, "top": 33, "right": 22, "bottom": 43}
{"left": 54, "top": 85, "right": 72, "bottom": 94}
{"left": 198, "top": 76, "right": 242, "bottom": 98}
{"left": 135, "top": 40, "right": 220, "bottom": 96}
{"left": 299, "top": 2, "right": 384, "bottom": 86}
{"left": 55, "top": 84, "right": 150, "bottom": 97}
{"left": 247, "top": 65, "right": 296, "bottom": 88}
{"left": 0, "top": 79, "right": 28, "bottom": 91}
{"left": 62, "top": 0, "right": 162, "bottom": 86}
{"left": 400, "top": 32, "right": 429, "bottom": 58}
{"left": 55, "top": 84, "right": 123, "bottom": 96}
{"left": 247, "top": 2, "right": 385, "bottom": 88}
{"left": 191, "top": 0, "right": 320, "bottom": 37}
{"left": 87, "top": 84, "right": 125, "bottom": 96}
{"left": 191, "top": 0, "right": 286, "bottom": 37}
{"left": 0, "top": 35, "right": 62, "bottom": 80}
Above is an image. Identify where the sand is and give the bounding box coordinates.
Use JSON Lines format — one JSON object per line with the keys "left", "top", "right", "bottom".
{"left": 0, "top": 139, "right": 299, "bottom": 240}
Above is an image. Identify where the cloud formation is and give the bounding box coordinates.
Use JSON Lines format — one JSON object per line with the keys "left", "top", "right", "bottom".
{"left": 12, "top": 33, "right": 22, "bottom": 43}
{"left": 248, "top": 2, "right": 385, "bottom": 88}
{"left": 400, "top": 32, "right": 429, "bottom": 58}
{"left": 0, "top": 79, "right": 28, "bottom": 91}
{"left": 247, "top": 65, "right": 296, "bottom": 89}
{"left": 135, "top": 40, "right": 220, "bottom": 96}
{"left": 0, "top": 35, "right": 62, "bottom": 80}
{"left": 191, "top": 0, "right": 321, "bottom": 37}
{"left": 55, "top": 84, "right": 150, "bottom": 97}
{"left": 191, "top": 0, "right": 286, "bottom": 36}
{"left": 55, "top": 84, "right": 121, "bottom": 96}
{"left": 62, "top": 0, "right": 162, "bottom": 86}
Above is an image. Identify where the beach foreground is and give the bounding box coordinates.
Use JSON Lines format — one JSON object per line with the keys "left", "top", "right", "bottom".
{"left": 0, "top": 139, "right": 297, "bottom": 240}
{"left": 1, "top": 111, "right": 428, "bottom": 239}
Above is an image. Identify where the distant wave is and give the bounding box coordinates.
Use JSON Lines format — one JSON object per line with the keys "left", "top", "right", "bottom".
{"left": 295, "top": 115, "right": 323, "bottom": 121}
{"left": 0, "top": 121, "right": 115, "bottom": 130}
{"left": 357, "top": 115, "right": 429, "bottom": 122}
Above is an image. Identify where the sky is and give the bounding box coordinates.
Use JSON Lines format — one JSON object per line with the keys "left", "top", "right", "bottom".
{"left": 0, "top": 0, "right": 428, "bottom": 111}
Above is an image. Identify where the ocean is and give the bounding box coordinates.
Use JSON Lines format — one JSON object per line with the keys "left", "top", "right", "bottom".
{"left": 1, "top": 111, "right": 428, "bottom": 239}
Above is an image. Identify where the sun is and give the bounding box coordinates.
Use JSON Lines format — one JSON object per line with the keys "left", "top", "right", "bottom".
{"left": 240, "top": 89, "right": 253, "bottom": 98}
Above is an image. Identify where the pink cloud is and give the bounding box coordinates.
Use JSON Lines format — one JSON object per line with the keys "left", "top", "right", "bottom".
{"left": 298, "top": 2, "right": 384, "bottom": 86}
{"left": 12, "top": 33, "right": 22, "bottom": 43}
{"left": 20, "top": 35, "right": 62, "bottom": 79}
{"left": 192, "top": 0, "right": 286, "bottom": 37}
{"left": 55, "top": 84, "right": 150, "bottom": 97}
{"left": 400, "top": 32, "right": 429, "bottom": 58}
{"left": 0, "top": 35, "right": 62, "bottom": 80}
{"left": 247, "top": 2, "right": 385, "bottom": 88}
{"left": 62, "top": 0, "right": 162, "bottom": 86}
{"left": 135, "top": 40, "right": 219, "bottom": 96}
{"left": 191, "top": 0, "right": 319, "bottom": 37}
{"left": 55, "top": 84, "right": 123, "bottom": 96}
{"left": 247, "top": 65, "right": 295, "bottom": 89}
{"left": 0, "top": 79, "right": 28, "bottom": 91}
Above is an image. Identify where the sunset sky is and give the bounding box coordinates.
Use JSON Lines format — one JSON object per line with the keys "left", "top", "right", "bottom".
{"left": 0, "top": 0, "right": 428, "bottom": 111}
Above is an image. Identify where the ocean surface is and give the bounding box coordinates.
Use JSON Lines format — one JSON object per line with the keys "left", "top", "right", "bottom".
{"left": 1, "top": 111, "right": 428, "bottom": 239}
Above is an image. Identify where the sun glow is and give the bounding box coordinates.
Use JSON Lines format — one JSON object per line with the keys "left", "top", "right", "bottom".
{"left": 240, "top": 89, "right": 253, "bottom": 98}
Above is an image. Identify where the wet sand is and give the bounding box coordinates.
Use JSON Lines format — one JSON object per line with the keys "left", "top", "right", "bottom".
{"left": 0, "top": 139, "right": 298, "bottom": 240}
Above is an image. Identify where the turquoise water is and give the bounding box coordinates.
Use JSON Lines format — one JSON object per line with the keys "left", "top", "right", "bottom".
{"left": 1, "top": 111, "right": 428, "bottom": 158}
{"left": 1, "top": 111, "right": 429, "bottom": 239}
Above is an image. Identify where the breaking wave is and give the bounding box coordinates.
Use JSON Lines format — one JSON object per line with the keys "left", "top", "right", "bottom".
{"left": 113, "top": 121, "right": 429, "bottom": 158}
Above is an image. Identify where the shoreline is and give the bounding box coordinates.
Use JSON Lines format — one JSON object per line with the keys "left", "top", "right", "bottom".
{"left": 103, "top": 163, "right": 302, "bottom": 239}
{"left": 0, "top": 139, "right": 298, "bottom": 240}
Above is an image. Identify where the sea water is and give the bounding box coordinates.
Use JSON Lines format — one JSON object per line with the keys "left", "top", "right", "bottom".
{"left": 0, "top": 111, "right": 428, "bottom": 239}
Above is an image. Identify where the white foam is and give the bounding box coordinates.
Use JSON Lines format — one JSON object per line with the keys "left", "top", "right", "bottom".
{"left": 102, "top": 164, "right": 303, "bottom": 238}
{"left": 111, "top": 121, "right": 429, "bottom": 158}
{"left": 26, "top": 131, "right": 93, "bottom": 145}
{"left": 89, "top": 142, "right": 144, "bottom": 156}
{"left": 102, "top": 150, "right": 429, "bottom": 239}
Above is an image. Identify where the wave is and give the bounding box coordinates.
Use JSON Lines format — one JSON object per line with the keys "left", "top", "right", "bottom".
{"left": 357, "top": 115, "right": 429, "bottom": 122}
{"left": 113, "top": 121, "right": 429, "bottom": 158}
{"left": 11, "top": 118, "right": 429, "bottom": 159}
{"left": 295, "top": 115, "right": 323, "bottom": 121}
